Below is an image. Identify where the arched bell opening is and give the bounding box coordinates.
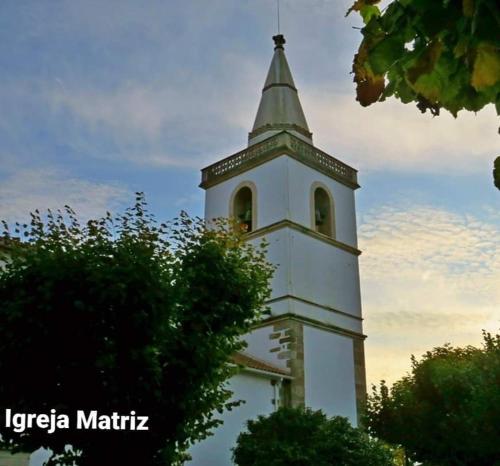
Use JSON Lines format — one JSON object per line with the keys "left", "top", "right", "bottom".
{"left": 312, "top": 185, "right": 335, "bottom": 238}
{"left": 231, "top": 183, "right": 257, "bottom": 233}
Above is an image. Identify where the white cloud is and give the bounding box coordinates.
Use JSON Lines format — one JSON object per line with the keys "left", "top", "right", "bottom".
{"left": 303, "top": 90, "right": 499, "bottom": 175}
{"left": 2, "top": 0, "right": 497, "bottom": 178}
{"left": 359, "top": 203, "right": 500, "bottom": 385}
{"left": 52, "top": 85, "right": 169, "bottom": 138}
{"left": 45, "top": 51, "right": 262, "bottom": 169}
{"left": 47, "top": 75, "right": 498, "bottom": 175}
{"left": 0, "top": 168, "right": 128, "bottom": 223}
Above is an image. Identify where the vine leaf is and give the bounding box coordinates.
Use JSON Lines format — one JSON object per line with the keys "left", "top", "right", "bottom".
{"left": 353, "top": 39, "right": 385, "bottom": 106}
{"left": 472, "top": 42, "right": 500, "bottom": 90}
{"left": 407, "top": 40, "right": 444, "bottom": 84}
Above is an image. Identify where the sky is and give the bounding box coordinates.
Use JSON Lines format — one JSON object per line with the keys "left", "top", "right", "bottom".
{"left": 0, "top": 0, "right": 499, "bottom": 387}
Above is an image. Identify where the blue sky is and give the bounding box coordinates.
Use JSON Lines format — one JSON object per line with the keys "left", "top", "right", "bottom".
{"left": 1, "top": 0, "right": 499, "bottom": 384}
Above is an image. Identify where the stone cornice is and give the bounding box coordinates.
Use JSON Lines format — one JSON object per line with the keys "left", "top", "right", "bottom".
{"left": 253, "top": 313, "right": 367, "bottom": 340}
{"left": 200, "top": 131, "right": 359, "bottom": 190}
{"left": 245, "top": 219, "right": 362, "bottom": 256}
{"left": 267, "top": 294, "right": 363, "bottom": 322}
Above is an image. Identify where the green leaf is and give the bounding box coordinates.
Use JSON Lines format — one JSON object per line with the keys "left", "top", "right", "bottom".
{"left": 368, "top": 35, "right": 405, "bottom": 74}
{"left": 462, "top": 0, "right": 474, "bottom": 17}
{"left": 395, "top": 78, "right": 417, "bottom": 103}
{"left": 471, "top": 42, "right": 500, "bottom": 90}
{"left": 379, "top": 1, "right": 406, "bottom": 33}
{"left": 346, "top": 0, "right": 381, "bottom": 17}
{"left": 360, "top": 5, "right": 380, "bottom": 24}
{"left": 407, "top": 40, "right": 444, "bottom": 84}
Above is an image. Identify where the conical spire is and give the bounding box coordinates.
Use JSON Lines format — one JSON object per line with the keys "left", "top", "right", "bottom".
{"left": 249, "top": 35, "right": 312, "bottom": 146}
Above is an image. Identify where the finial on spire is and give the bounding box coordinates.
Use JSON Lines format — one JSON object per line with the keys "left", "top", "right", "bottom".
{"left": 273, "top": 34, "right": 286, "bottom": 50}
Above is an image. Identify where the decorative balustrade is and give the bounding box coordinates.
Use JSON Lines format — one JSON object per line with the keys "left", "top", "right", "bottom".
{"left": 289, "top": 137, "right": 357, "bottom": 185}
{"left": 200, "top": 132, "right": 358, "bottom": 188}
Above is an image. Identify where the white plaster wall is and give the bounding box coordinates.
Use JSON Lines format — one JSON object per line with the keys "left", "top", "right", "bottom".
{"left": 243, "top": 326, "right": 288, "bottom": 370}
{"left": 251, "top": 226, "right": 361, "bottom": 324}
{"left": 204, "top": 156, "right": 289, "bottom": 229}
{"left": 248, "top": 227, "right": 361, "bottom": 317}
{"left": 204, "top": 153, "right": 359, "bottom": 250}
{"left": 204, "top": 152, "right": 361, "bottom": 321}
{"left": 289, "top": 230, "right": 362, "bottom": 318}
{"left": 246, "top": 226, "right": 362, "bottom": 321}
{"left": 248, "top": 228, "right": 290, "bottom": 300}
{"left": 188, "top": 373, "right": 278, "bottom": 466}
{"left": 286, "top": 157, "right": 358, "bottom": 248}
{"left": 303, "top": 326, "right": 357, "bottom": 425}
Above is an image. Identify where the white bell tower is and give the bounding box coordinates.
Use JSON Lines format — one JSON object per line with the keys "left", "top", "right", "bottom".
{"left": 200, "top": 35, "right": 366, "bottom": 424}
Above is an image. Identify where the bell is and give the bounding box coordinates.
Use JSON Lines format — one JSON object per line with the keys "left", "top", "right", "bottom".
{"left": 242, "top": 209, "right": 252, "bottom": 222}
{"left": 315, "top": 208, "right": 324, "bottom": 225}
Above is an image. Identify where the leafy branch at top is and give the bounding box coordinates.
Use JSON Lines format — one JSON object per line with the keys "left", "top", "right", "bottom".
{"left": 347, "top": 0, "right": 500, "bottom": 117}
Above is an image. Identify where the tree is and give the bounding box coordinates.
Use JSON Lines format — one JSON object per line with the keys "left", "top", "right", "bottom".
{"left": 233, "top": 407, "right": 395, "bottom": 466}
{"left": 365, "top": 332, "right": 500, "bottom": 466}
{"left": 347, "top": 0, "right": 500, "bottom": 189}
{"left": 0, "top": 194, "right": 273, "bottom": 466}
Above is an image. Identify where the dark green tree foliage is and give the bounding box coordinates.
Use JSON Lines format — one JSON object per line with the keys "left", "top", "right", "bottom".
{"left": 233, "top": 407, "right": 395, "bottom": 466}
{"left": 365, "top": 332, "right": 500, "bottom": 466}
{"left": 347, "top": 0, "right": 499, "bottom": 116}
{"left": 494, "top": 156, "right": 500, "bottom": 189}
{"left": 0, "top": 194, "right": 273, "bottom": 466}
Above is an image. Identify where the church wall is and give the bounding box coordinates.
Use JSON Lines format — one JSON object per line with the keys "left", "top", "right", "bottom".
{"left": 285, "top": 157, "right": 358, "bottom": 248}
{"left": 288, "top": 230, "right": 362, "bottom": 319}
{"left": 204, "top": 156, "right": 289, "bottom": 228}
{"left": 247, "top": 227, "right": 290, "bottom": 299}
{"left": 302, "top": 325, "right": 357, "bottom": 424}
{"left": 204, "top": 151, "right": 358, "bottom": 253}
{"left": 247, "top": 227, "right": 362, "bottom": 325}
{"left": 204, "top": 152, "right": 362, "bottom": 321}
{"left": 188, "top": 372, "right": 280, "bottom": 466}
{"left": 243, "top": 325, "right": 289, "bottom": 370}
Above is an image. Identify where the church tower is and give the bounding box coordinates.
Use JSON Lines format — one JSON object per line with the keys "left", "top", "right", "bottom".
{"left": 201, "top": 34, "right": 366, "bottom": 426}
